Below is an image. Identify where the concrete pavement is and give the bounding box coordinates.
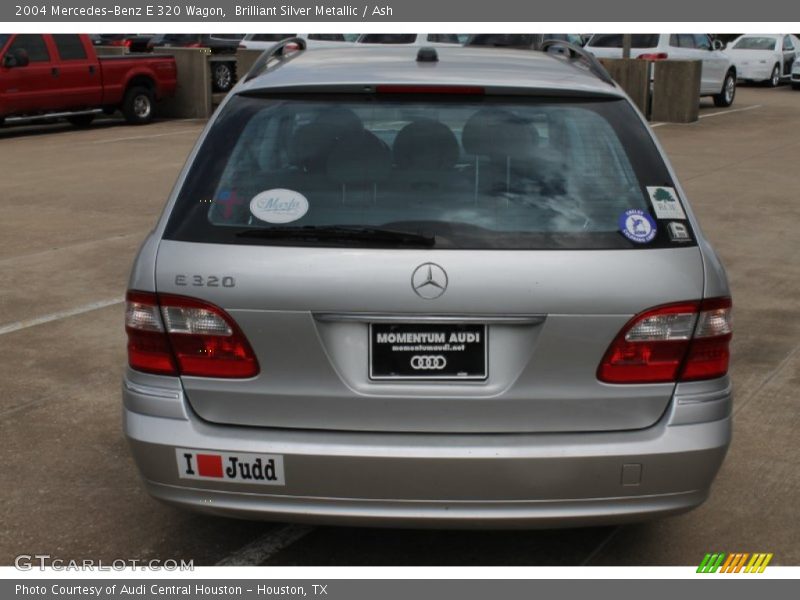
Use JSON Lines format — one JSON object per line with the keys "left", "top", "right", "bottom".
{"left": 1, "top": 86, "right": 798, "bottom": 566}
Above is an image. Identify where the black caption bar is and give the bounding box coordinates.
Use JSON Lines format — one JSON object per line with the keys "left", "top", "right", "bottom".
{"left": 3, "top": 0, "right": 800, "bottom": 22}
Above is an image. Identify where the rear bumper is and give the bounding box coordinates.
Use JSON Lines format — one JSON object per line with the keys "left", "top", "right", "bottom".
{"left": 123, "top": 372, "right": 732, "bottom": 528}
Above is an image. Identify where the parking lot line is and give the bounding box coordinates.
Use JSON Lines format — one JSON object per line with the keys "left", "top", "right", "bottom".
{"left": 215, "top": 524, "right": 315, "bottom": 566}
{"left": 90, "top": 129, "right": 201, "bottom": 145}
{"left": 0, "top": 297, "right": 123, "bottom": 336}
{"left": 651, "top": 104, "right": 762, "bottom": 129}
{"left": 580, "top": 526, "right": 621, "bottom": 566}
{"left": 698, "top": 104, "right": 762, "bottom": 120}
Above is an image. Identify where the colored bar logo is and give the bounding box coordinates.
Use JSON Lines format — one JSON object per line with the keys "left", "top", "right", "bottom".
{"left": 697, "top": 553, "right": 773, "bottom": 573}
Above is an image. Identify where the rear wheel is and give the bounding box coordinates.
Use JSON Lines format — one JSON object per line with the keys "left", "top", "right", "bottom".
{"left": 793, "top": 83, "right": 800, "bottom": 90}
{"left": 768, "top": 64, "right": 781, "bottom": 87}
{"left": 122, "top": 86, "right": 154, "bottom": 125}
{"left": 211, "top": 62, "right": 234, "bottom": 92}
{"left": 713, "top": 71, "right": 736, "bottom": 107}
{"left": 67, "top": 114, "right": 95, "bottom": 128}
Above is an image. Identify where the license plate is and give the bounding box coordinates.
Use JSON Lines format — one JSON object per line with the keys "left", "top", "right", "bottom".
{"left": 176, "top": 449, "right": 285, "bottom": 485}
{"left": 369, "top": 323, "right": 487, "bottom": 380}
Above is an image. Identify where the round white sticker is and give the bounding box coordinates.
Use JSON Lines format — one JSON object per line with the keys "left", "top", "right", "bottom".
{"left": 249, "top": 189, "right": 309, "bottom": 224}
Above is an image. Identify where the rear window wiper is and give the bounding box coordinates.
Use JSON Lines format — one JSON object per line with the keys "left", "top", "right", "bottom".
{"left": 235, "top": 225, "right": 436, "bottom": 247}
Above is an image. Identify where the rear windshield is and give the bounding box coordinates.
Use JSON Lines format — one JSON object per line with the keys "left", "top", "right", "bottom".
{"left": 164, "top": 94, "right": 691, "bottom": 250}
{"left": 588, "top": 34, "right": 660, "bottom": 49}
{"left": 732, "top": 37, "right": 777, "bottom": 50}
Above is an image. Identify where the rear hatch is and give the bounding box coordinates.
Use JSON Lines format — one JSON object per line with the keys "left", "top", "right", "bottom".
{"left": 154, "top": 90, "right": 704, "bottom": 434}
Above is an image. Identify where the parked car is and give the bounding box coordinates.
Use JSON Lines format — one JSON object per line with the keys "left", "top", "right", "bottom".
{"left": 465, "top": 34, "right": 542, "bottom": 49}
{"left": 585, "top": 34, "right": 737, "bottom": 106}
{"left": 148, "top": 34, "right": 242, "bottom": 92}
{"left": 124, "top": 42, "right": 733, "bottom": 527}
{"left": 89, "top": 33, "right": 152, "bottom": 53}
{"left": 0, "top": 33, "right": 177, "bottom": 127}
{"left": 356, "top": 34, "right": 463, "bottom": 46}
{"left": 543, "top": 34, "right": 587, "bottom": 47}
{"left": 238, "top": 33, "right": 359, "bottom": 51}
{"left": 725, "top": 34, "right": 800, "bottom": 86}
{"left": 466, "top": 35, "right": 585, "bottom": 51}
{"left": 793, "top": 57, "right": 800, "bottom": 89}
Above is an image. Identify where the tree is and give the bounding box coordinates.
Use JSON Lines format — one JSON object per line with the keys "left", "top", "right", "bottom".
{"left": 653, "top": 187, "right": 674, "bottom": 204}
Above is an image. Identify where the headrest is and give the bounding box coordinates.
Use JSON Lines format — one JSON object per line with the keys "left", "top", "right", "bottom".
{"left": 288, "top": 107, "right": 363, "bottom": 171}
{"left": 313, "top": 106, "right": 363, "bottom": 133}
{"left": 392, "top": 119, "right": 460, "bottom": 170}
{"left": 462, "top": 108, "right": 540, "bottom": 159}
{"left": 326, "top": 130, "right": 392, "bottom": 185}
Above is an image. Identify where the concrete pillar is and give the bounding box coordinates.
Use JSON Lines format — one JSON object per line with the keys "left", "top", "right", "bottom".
{"left": 156, "top": 47, "right": 212, "bottom": 119}
{"left": 651, "top": 60, "right": 702, "bottom": 123}
{"left": 598, "top": 58, "right": 650, "bottom": 118}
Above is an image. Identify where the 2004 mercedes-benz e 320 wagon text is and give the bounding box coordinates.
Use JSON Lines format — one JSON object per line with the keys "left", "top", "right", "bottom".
{"left": 123, "top": 40, "right": 733, "bottom": 527}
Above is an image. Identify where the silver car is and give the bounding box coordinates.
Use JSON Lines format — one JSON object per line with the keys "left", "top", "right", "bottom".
{"left": 123, "top": 42, "right": 733, "bottom": 527}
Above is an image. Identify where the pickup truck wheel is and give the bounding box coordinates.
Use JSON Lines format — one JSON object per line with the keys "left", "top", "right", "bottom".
{"left": 713, "top": 71, "right": 736, "bottom": 107}
{"left": 67, "top": 114, "right": 95, "bottom": 128}
{"left": 212, "top": 62, "right": 234, "bottom": 92}
{"left": 122, "top": 86, "right": 154, "bottom": 125}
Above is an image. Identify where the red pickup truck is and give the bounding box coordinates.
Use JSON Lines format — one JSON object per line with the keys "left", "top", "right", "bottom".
{"left": 0, "top": 33, "right": 177, "bottom": 127}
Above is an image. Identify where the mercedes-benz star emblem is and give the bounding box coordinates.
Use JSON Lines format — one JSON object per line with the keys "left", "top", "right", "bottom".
{"left": 411, "top": 263, "right": 448, "bottom": 299}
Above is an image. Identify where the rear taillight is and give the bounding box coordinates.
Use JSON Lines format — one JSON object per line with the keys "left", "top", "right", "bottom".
{"left": 125, "top": 291, "right": 259, "bottom": 378}
{"left": 598, "top": 298, "right": 732, "bottom": 384}
{"left": 637, "top": 52, "right": 669, "bottom": 60}
{"left": 126, "top": 291, "right": 176, "bottom": 376}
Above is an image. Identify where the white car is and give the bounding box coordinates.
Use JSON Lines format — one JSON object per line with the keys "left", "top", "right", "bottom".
{"left": 726, "top": 34, "right": 800, "bottom": 87}
{"left": 793, "top": 58, "right": 800, "bottom": 90}
{"left": 355, "top": 34, "right": 464, "bottom": 47}
{"left": 238, "top": 34, "right": 358, "bottom": 51}
{"left": 585, "top": 34, "right": 737, "bottom": 106}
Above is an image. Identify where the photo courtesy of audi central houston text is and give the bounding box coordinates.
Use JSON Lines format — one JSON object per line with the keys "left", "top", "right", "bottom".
{"left": 122, "top": 39, "right": 733, "bottom": 528}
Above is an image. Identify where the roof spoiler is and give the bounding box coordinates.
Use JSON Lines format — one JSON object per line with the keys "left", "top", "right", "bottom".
{"left": 540, "top": 40, "right": 615, "bottom": 86}
{"left": 244, "top": 37, "right": 307, "bottom": 83}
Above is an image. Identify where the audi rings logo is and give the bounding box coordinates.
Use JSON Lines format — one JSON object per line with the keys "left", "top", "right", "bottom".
{"left": 410, "top": 355, "right": 447, "bottom": 370}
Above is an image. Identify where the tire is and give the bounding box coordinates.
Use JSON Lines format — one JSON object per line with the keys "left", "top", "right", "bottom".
{"left": 121, "top": 86, "right": 154, "bottom": 125}
{"left": 211, "top": 61, "right": 234, "bottom": 92}
{"left": 768, "top": 64, "right": 781, "bottom": 87}
{"left": 713, "top": 71, "right": 736, "bottom": 107}
{"left": 793, "top": 83, "right": 800, "bottom": 91}
{"left": 67, "top": 114, "right": 95, "bottom": 128}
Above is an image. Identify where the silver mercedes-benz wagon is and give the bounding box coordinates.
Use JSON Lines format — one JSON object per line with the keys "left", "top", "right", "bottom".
{"left": 123, "top": 40, "right": 733, "bottom": 527}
